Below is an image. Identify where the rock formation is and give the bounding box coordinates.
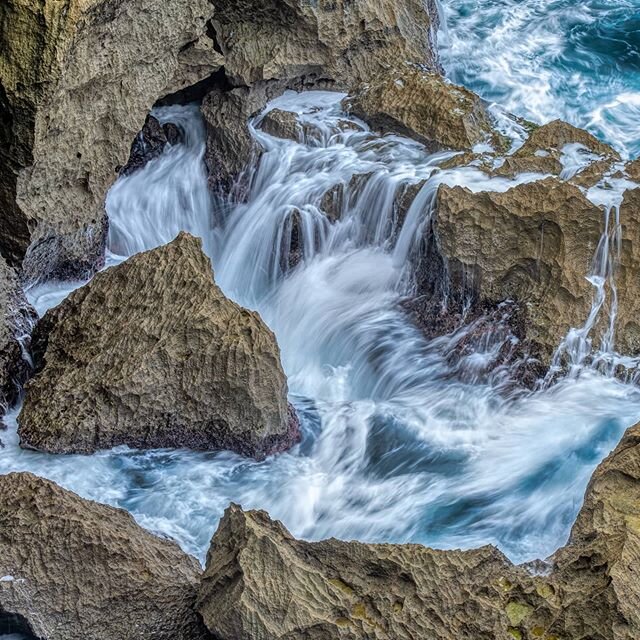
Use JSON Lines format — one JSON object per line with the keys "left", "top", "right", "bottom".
{"left": 120, "top": 115, "right": 170, "bottom": 176}
{"left": 343, "top": 66, "right": 501, "bottom": 152}
{"left": 0, "top": 472, "right": 210, "bottom": 640}
{"left": 0, "top": 256, "right": 35, "bottom": 415}
{"left": 0, "top": 0, "right": 218, "bottom": 282}
{"left": 197, "top": 421, "right": 640, "bottom": 640}
{"left": 411, "top": 178, "right": 607, "bottom": 370}
{"left": 18, "top": 232, "right": 299, "bottom": 458}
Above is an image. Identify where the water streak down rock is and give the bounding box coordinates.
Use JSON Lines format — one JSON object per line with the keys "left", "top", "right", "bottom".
{"left": 197, "top": 421, "right": 640, "bottom": 640}
{"left": 18, "top": 232, "right": 299, "bottom": 458}
{"left": 0, "top": 472, "right": 210, "bottom": 640}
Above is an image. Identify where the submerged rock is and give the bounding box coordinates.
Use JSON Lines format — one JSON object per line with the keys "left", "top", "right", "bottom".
{"left": 415, "top": 178, "right": 605, "bottom": 369}
{"left": 18, "top": 232, "right": 299, "bottom": 458}
{"left": 344, "top": 67, "right": 502, "bottom": 152}
{"left": 0, "top": 257, "right": 35, "bottom": 415}
{"left": 197, "top": 421, "right": 640, "bottom": 640}
{"left": 0, "top": 472, "right": 209, "bottom": 640}
{"left": 0, "top": 0, "right": 217, "bottom": 282}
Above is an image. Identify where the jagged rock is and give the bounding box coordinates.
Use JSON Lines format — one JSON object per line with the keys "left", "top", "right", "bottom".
{"left": 623, "top": 158, "right": 640, "bottom": 182}
{"left": 516, "top": 120, "right": 620, "bottom": 161}
{"left": 260, "top": 109, "right": 301, "bottom": 141}
{"left": 18, "top": 232, "right": 299, "bottom": 458}
{"left": 343, "top": 67, "right": 502, "bottom": 152}
{"left": 120, "top": 115, "right": 168, "bottom": 176}
{"left": 418, "top": 178, "right": 605, "bottom": 368}
{"left": 0, "top": 0, "right": 217, "bottom": 282}
{"left": 492, "top": 155, "right": 563, "bottom": 178}
{"left": 0, "top": 256, "right": 35, "bottom": 415}
{"left": 0, "top": 472, "right": 209, "bottom": 640}
{"left": 197, "top": 421, "right": 640, "bottom": 640}
{"left": 163, "top": 122, "right": 184, "bottom": 146}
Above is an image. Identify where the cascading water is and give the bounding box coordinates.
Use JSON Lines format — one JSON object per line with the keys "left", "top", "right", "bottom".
{"left": 3, "top": 90, "right": 639, "bottom": 571}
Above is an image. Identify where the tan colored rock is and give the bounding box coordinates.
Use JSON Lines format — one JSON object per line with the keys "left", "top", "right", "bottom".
{"left": 259, "top": 108, "right": 302, "bottom": 141}
{"left": 623, "top": 158, "right": 640, "bottom": 182}
{"left": 516, "top": 119, "right": 620, "bottom": 161}
{"left": 0, "top": 256, "right": 35, "bottom": 415}
{"left": 0, "top": 0, "right": 217, "bottom": 282}
{"left": 423, "top": 178, "right": 604, "bottom": 365}
{"left": 197, "top": 421, "right": 640, "bottom": 640}
{"left": 492, "top": 155, "right": 562, "bottom": 178}
{"left": 344, "top": 67, "right": 502, "bottom": 152}
{"left": 18, "top": 232, "right": 299, "bottom": 458}
{"left": 0, "top": 472, "right": 209, "bottom": 640}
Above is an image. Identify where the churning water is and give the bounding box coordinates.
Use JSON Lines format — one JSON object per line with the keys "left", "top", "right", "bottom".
{"left": 439, "top": 0, "right": 640, "bottom": 159}
{"left": 3, "top": 90, "right": 639, "bottom": 569}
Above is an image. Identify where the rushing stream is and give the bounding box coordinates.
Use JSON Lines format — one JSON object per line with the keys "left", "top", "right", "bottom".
{"left": 3, "top": 89, "right": 639, "bottom": 569}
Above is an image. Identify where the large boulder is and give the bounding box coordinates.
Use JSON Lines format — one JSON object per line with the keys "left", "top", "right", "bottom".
{"left": 18, "top": 232, "right": 299, "bottom": 458}
{"left": 0, "top": 0, "right": 218, "bottom": 282}
{"left": 343, "top": 66, "right": 502, "bottom": 152}
{"left": 414, "top": 178, "right": 607, "bottom": 369}
{"left": 0, "top": 256, "right": 35, "bottom": 415}
{"left": 197, "top": 422, "right": 640, "bottom": 640}
{"left": 0, "top": 472, "right": 210, "bottom": 640}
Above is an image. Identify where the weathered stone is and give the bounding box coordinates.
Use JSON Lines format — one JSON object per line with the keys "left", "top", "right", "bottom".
{"left": 516, "top": 119, "right": 620, "bottom": 161}
{"left": 420, "top": 178, "right": 605, "bottom": 367}
{"left": 0, "top": 256, "right": 35, "bottom": 415}
{"left": 0, "top": 0, "right": 216, "bottom": 282}
{"left": 18, "top": 232, "right": 299, "bottom": 458}
{"left": 120, "top": 115, "right": 168, "bottom": 176}
{"left": 344, "top": 67, "right": 501, "bottom": 152}
{"left": 623, "top": 158, "right": 640, "bottom": 182}
{"left": 260, "top": 108, "right": 301, "bottom": 141}
{"left": 569, "top": 158, "right": 615, "bottom": 188}
{"left": 197, "top": 420, "right": 640, "bottom": 640}
{"left": 0, "top": 472, "right": 210, "bottom": 640}
{"left": 492, "top": 155, "right": 562, "bottom": 178}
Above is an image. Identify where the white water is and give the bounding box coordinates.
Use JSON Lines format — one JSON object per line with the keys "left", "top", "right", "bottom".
{"left": 3, "top": 94, "right": 640, "bottom": 570}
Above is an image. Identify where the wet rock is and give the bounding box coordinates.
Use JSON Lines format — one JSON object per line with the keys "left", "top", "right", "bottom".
{"left": 492, "top": 155, "right": 563, "bottom": 178}
{"left": 260, "top": 109, "right": 301, "bottom": 141}
{"left": 120, "top": 115, "right": 168, "bottom": 176}
{"left": 0, "top": 0, "right": 216, "bottom": 282}
{"left": 0, "top": 257, "right": 36, "bottom": 415}
{"left": 18, "top": 232, "right": 299, "bottom": 458}
{"left": 163, "top": 122, "right": 183, "bottom": 146}
{"left": 197, "top": 420, "right": 640, "bottom": 640}
{"left": 0, "top": 472, "right": 210, "bottom": 640}
{"left": 343, "top": 67, "right": 502, "bottom": 152}
{"left": 420, "top": 178, "right": 605, "bottom": 368}
{"left": 516, "top": 120, "right": 620, "bottom": 161}
{"left": 623, "top": 158, "right": 640, "bottom": 182}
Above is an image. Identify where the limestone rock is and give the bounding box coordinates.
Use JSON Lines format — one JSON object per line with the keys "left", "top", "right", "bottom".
{"left": 0, "top": 256, "right": 35, "bottom": 415}
{"left": 197, "top": 420, "right": 640, "bottom": 640}
{"left": 260, "top": 109, "right": 301, "bottom": 141}
{"left": 0, "top": 0, "right": 217, "bottom": 282}
{"left": 421, "top": 178, "right": 605, "bottom": 367}
{"left": 0, "top": 472, "right": 209, "bottom": 640}
{"left": 344, "top": 67, "right": 501, "bottom": 152}
{"left": 623, "top": 158, "right": 640, "bottom": 182}
{"left": 18, "top": 232, "right": 299, "bottom": 458}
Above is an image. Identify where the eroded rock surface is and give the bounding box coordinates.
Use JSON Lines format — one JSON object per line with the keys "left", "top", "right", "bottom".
{"left": 415, "top": 178, "right": 605, "bottom": 368}
{"left": 18, "top": 232, "right": 299, "bottom": 458}
{"left": 197, "top": 421, "right": 640, "bottom": 640}
{"left": 0, "top": 472, "right": 209, "bottom": 640}
{"left": 0, "top": 256, "right": 35, "bottom": 415}
{"left": 0, "top": 0, "right": 217, "bottom": 282}
{"left": 344, "top": 67, "right": 500, "bottom": 152}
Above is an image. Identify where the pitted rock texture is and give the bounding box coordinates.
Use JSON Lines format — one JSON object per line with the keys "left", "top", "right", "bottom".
{"left": 344, "top": 67, "right": 500, "bottom": 152}
{"left": 418, "top": 178, "right": 605, "bottom": 368}
{"left": 197, "top": 422, "right": 640, "bottom": 640}
{"left": 0, "top": 256, "right": 35, "bottom": 415}
{"left": 18, "top": 232, "right": 299, "bottom": 458}
{"left": 259, "top": 108, "right": 302, "bottom": 141}
{"left": 0, "top": 472, "right": 210, "bottom": 640}
{"left": 0, "top": 0, "right": 217, "bottom": 282}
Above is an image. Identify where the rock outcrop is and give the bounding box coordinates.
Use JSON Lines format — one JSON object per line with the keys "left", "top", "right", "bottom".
{"left": 197, "top": 421, "right": 640, "bottom": 640}
{"left": 18, "top": 232, "right": 299, "bottom": 458}
{"left": 0, "top": 0, "right": 218, "bottom": 282}
{"left": 412, "top": 178, "right": 606, "bottom": 369}
{"left": 344, "top": 67, "right": 501, "bottom": 152}
{"left": 0, "top": 256, "right": 35, "bottom": 415}
{"left": 201, "top": 0, "right": 440, "bottom": 190}
{"left": 0, "top": 472, "right": 209, "bottom": 640}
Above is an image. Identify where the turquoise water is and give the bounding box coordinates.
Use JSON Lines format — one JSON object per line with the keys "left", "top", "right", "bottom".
{"left": 440, "top": 0, "right": 640, "bottom": 158}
